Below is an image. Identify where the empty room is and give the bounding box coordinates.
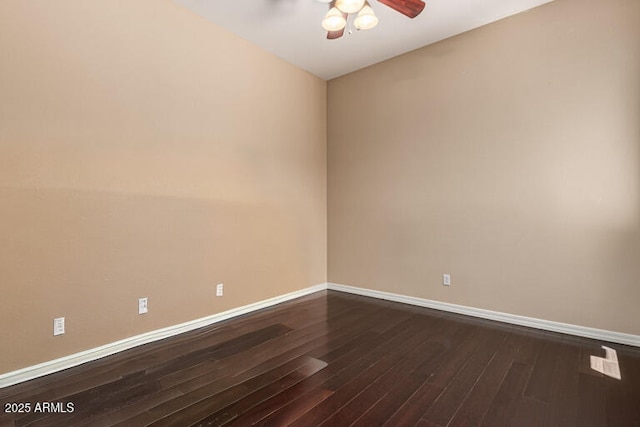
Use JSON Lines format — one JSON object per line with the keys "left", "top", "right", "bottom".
{"left": 1, "top": 0, "right": 639, "bottom": 425}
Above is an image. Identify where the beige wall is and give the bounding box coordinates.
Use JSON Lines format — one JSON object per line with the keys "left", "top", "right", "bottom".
{"left": 0, "top": 0, "right": 326, "bottom": 374}
{"left": 328, "top": 0, "right": 640, "bottom": 335}
{"left": 2, "top": 0, "right": 639, "bottom": 378}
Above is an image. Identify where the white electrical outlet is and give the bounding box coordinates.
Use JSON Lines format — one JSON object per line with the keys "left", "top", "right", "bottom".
{"left": 138, "top": 297, "right": 148, "bottom": 314}
{"left": 53, "top": 317, "right": 65, "bottom": 336}
{"left": 443, "top": 274, "right": 451, "bottom": 286}
{"left": 216, "top": 283, "right": 224, "bottom": 297}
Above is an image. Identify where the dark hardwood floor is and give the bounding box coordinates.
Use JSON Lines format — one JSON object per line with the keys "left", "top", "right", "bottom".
{"left": 1, "top": 290, "right": 639, "bottom": 426}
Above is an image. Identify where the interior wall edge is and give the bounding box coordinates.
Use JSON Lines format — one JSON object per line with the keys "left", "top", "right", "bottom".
{"left": 0, "top": 283, "right": 327, "bottom": 389}
{"left": 327, "top": 282, "right": 640, "bottom": 347}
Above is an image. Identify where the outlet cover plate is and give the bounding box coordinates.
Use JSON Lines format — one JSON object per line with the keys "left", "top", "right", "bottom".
{"left": 138, "top": 297, "right": 148, "bottom": 314}
{"left": 53, "top": 317, "right": 65, "bottom": 336}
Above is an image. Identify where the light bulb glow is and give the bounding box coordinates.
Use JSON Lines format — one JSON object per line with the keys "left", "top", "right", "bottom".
{"left": 354, "top": 4, "right": 378, "bottom": 30}
{"left": 335, "top": 0, "right": 365, "bottom": 14}
{"left": 322, "top": 7, "right": 346, "bottom": 32}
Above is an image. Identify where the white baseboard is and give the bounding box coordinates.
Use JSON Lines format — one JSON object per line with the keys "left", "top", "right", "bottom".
{"left": 327, "top": 282, "right": 640, "bottom": 347}
{"left": 3, "top": 281, "right": 637, "bottom": 389}
{"left": 0, "top": 283, "right": 327, "bottom": 389}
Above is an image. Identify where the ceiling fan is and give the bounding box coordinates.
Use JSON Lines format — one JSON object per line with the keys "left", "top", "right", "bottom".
{"left": 319, "top": 0, "right": 426, "bottom": 39}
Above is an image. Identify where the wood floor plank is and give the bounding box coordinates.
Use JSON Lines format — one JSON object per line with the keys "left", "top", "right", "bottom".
{"left": 221, "top": 328, "right": 391, "bottom": 426}
{"left": 447, "top": 332, "right": 531, "bottom": 427}
{"left": 576, "top": 372, "right": 607, "bottom": 427}
{"left": 419, "top": 323, "right": 489, "bottom": 388}
{"left": 190, "top": 357, "right": 328, "bottom": 426}
{"left": 126, "top": 300, "right": 393, "bottom": 426}
{"left": 85, "top": 306, "right": 388, "bottom": 427}
{"left": 481, "top": 361, "right": 532, "bottom": 426}
{"left": 546, "top": 340, "right": 581, "bottom": 425}
{"left": 317, "top": 319, "right": 447, "bottom": 427}
{"left": 106, "top": 329, "right": 382, "bottom": 427}
{"left": 381, "top": 381, "right": 444, "bottom": 427}
{"left": 111, "top": 321, "right": 378, "bottom": 425}
{"left": 144, "top": 355, "right": 316, "bottom": 426}
{"left": 1, "top": 292, "right": 333, "bottom": 402}
{"left": 626, "top": 351, "right": 640, "bottom": 422}
{"left": 510, "top": 396, "right": 549, "bottom": 427}
{"left": 420, "top": 329, "right": 508, "bottom": 426}
{"left": 350, "top": 372, "right": 432, "bottom": 427}
{"left": 261, "top": 314, "right": 436, "bottom": 426}
{"left": 16, "top": 325, "right": 293, "bottom": 427}
{"left": 1, "top": 290, "right": 639, "bottom": 427}
{"left": 155, "top": 303, "right": 374, "bottom": 388}
{"left": 251, "top": 312, "right": 434, "bottom": 426}
{"left": 605, "top": 371, "right": 638, "bottom": 427}
{"left": 523, "top": 336, "right": 563, "bottom": 402}
{"left": 311, "top": 315, "right": 444, "bottom": 427}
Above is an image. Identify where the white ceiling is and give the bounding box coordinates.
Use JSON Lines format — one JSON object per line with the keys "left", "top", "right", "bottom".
{"left": 173, "top": 0, "right": 554, "bottom": 80}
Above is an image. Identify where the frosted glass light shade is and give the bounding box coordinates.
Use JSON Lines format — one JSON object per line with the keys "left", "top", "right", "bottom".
{"left": 335, "top": 0, "right": 365, "bottom": 14}
{"left": 354, "top": 5, "right": 378, "bottom": 30}
{"left": 322, "top": 7, "right": 346, "bottom": 31}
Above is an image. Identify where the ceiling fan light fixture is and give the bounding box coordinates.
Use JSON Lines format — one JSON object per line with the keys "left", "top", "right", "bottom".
{"left": 322, "top": 7, "right": 347, "bottom": 32}
{"left": 354, "top": 4, "right": 379, "bottom": 30}
{"left": 335, "top": 0, "right": 366, "bottom": 14}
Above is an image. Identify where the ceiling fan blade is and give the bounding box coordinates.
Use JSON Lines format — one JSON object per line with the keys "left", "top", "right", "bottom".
{"left": 377, "top": 0, "right": 426, "bottom": 18}
{"left": 327, "top": 28, "right": 345, "bottom": 39}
